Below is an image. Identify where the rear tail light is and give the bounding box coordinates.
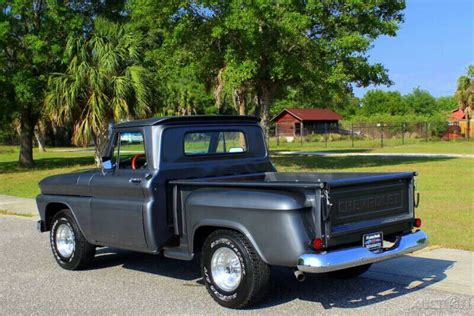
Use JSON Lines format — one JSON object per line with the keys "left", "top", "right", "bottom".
{"left": 312, "top": 237, "right": 323, "bottom": 250}
{"left": 414, "top": 218, "right": 422, "bottom": 228}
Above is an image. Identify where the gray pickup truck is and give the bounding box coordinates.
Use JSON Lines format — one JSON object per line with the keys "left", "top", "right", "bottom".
{"left": 37, "top": 115, "right": 427, "bottom": 308}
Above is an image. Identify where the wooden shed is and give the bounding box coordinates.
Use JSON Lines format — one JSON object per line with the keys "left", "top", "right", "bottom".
{"left": 447, "top": 108, "right": 473, "bottom": 138}
{"left": 271, "top": 108, "right": 343, "bottom": 137}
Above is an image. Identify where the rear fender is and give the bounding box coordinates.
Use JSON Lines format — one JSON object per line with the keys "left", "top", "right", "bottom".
{"left": 185, "top": 188, "right": 314, "bottom": 267}
{"left": 192, "top": 220, "right": 268, "bottom": 262}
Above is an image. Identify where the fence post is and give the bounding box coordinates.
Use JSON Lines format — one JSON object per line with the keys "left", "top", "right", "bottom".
{"left": 380, "top": 123, "right": 384, "bottom": 148}
{"left": 351, "top": 123, "right": 354, "bottom": 148}
{"left": 300, "top": 122, "right": 304, "bottom": 145}
{"left": 402, "top": 123, "right": 405, "bottom": 145}
{"left": 276, "top": 124, "right": 279, "bottom": 146}
{"left": 325, "top": 122, "right": 328, "bottom": 148}
{"left": 425, "top": 122, "right": 429, "bottom": 142}
{"left": 467, "top": 117, "right": 471, "bottom": 142}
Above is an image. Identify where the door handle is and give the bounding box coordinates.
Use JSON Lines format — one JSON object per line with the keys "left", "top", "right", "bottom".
{"left": 129, "top": 178, "right": 142, "bottom": 184}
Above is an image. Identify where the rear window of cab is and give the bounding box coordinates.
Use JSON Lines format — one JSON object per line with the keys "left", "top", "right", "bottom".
{"left": 184, "top": 131, "right": 247, "bottom": 156}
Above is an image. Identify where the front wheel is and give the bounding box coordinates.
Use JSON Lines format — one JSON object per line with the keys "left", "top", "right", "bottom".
{"left": 50, "top": 209, "right": 95, "bottom": 270}
{"left": 201, "top": 229, "right": 270, "bottom": 309}
{"left": 328, "top": 263, "right": 372, "bottom": 279}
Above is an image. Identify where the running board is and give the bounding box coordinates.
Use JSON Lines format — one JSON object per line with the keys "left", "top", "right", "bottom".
{"left": 163, "top": 245, "right": 194, "bottom": 261}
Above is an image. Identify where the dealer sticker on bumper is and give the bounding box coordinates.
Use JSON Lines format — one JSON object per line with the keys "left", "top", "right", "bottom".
{"left": 363, "top": 232, "right": 383, "bottom": 251}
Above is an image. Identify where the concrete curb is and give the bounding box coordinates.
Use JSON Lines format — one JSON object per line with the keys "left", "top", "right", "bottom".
{"left": 0, "top": 194, "right": 37, "bottom": 216}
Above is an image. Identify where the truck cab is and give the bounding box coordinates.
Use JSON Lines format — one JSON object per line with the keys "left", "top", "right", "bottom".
{"left": 93, "top": 116, "right": 274, "bottom": 252}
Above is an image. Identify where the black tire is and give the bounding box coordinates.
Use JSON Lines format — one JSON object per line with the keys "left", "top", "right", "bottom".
{"left": 201, "top": 229, "right": 270, "bottom": 309}
{"left": 50, "top": 209, "right": 95, "bottom": 270}
{"left": 328, "top": 263, "right": 372, "bottom": 279}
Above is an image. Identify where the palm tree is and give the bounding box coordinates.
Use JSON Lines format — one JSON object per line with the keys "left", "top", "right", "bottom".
{"left": 455, "top": 65, "right": 474, "bottom": 111}
{"left": 455, "top": 65, "right": 474, "bottom": 140}
{"left": 45, "top": 18, "right": 153, "bottom": 165}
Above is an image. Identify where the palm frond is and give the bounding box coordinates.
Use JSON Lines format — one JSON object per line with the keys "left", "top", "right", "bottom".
{"left": 46, "top": 17, "right": 155, "bottom": 155}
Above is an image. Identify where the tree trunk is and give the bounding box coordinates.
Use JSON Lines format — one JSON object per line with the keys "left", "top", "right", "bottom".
{"left": 253, "top": 93, "right": 261, "bottom": 118}
{"left": 239, "top": 99, "right": 246, "bottom": 116}
{"left": 234, "top": 88, "right": 247, "bottom": 116}
{"left": 214, "top": 67, "right": 225, "bottom": 110}
{"left": 51, "top": 122, "right": 59, "bottom": 147}
{"left": 34, "top": 125, "right": 46, "bottom": 152}
{"left": 18, "top": 111, "right": 36, "bottom": 167}
{"left": 92, "top": 128, "right": 110, "bottom": 167}
{"left": 260, "top": 83, "right": 274, "bottom": 142}
{"left": 234, "top": 88, "right": 247, "bottom": 148}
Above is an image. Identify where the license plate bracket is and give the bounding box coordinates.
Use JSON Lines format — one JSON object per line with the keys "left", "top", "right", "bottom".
{"left": 363, "top": 232, "right": 383, "bottom": 252}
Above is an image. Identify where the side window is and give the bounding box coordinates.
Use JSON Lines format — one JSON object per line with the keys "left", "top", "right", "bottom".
{"left": 184, "top": 131, "right": 247, "bottom": 155}
{"left": 115, "top": 132, "right": 147, "bottom": 170}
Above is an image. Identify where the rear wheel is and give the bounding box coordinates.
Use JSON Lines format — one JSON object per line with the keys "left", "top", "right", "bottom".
{"left": 50, "top": 209, "right": 95, "bottom": 270}
{"left": 201, "top": 229, "right": 270, "bottom": 309}
{"left": 328, "top": 263, "right": 372, "bottom": 279}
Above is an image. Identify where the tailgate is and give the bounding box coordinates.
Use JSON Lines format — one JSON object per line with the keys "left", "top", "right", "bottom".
{"left": 323, "top": 173, "right": 415, "bottom": 248}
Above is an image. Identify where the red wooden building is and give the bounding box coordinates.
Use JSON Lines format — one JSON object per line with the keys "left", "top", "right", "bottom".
{"left": 271, "top": 108, "right": 343, "bottom": 137}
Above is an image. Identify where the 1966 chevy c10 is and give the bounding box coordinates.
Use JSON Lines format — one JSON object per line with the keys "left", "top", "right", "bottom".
{"left": 36, "top": 115, "right": 428, "bottom": 308}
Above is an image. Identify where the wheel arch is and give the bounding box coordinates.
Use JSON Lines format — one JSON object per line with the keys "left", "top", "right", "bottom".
{"left": 191, "top": 220, "right": 269, "bottom": 264}
{"left": 44, "top": 202, "right": 73, "bottom": 230}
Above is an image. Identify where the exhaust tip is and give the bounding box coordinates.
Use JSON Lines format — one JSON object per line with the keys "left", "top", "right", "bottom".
{"left": 294, "top": 270, "right": 305, "bottom": 282}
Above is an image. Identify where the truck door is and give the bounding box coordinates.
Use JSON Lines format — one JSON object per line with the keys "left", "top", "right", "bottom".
{"left": 90, "top": 130, "right": 148, "bottom": 249}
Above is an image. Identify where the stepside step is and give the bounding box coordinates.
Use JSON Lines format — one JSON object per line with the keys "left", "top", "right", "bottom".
{"left": 163, "top": 245, "right": 194, "bottom": 261}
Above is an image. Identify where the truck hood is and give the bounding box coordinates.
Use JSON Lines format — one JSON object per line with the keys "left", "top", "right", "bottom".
{"left": 39, "top": 169, "right": 99, "bottom": 196}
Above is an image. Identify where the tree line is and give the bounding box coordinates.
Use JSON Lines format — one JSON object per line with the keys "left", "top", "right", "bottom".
{"left": 0, "top": 1, "right": 470, "bottom": 166}
{"left": 349, "top": 66, "right": 473, "bottom": 124}
{"left": 360, "top": 89, "right": 454, "bottom": 116}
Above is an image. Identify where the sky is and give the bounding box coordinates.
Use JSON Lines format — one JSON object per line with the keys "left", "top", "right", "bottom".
{"left": 352, "top": 0, "right": 474, "bottom": 98}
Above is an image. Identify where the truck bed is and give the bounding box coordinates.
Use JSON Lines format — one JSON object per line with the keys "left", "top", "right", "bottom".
{"left": 170, "top": 171, "right": 416, "bottom": 250}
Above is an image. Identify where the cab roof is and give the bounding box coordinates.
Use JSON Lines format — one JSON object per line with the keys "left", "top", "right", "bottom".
{"left": 114, "top": 115, "right": 260, "bottom": 128}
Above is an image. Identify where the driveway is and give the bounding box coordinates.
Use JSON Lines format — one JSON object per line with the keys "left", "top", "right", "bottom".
{"left": 0, "top": 215, "right": 472, "bottom": 314}
{"left": 276, "top": 151, "right": 474, "bottom": 159}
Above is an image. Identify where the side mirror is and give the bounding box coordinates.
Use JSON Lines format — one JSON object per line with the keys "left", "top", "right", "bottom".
{"left": 101, "top": 156, "right": 114, "bottom": 174}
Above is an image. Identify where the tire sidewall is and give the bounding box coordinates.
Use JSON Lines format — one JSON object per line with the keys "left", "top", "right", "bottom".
{"left": 202, "top": 235, "right": 252, "bottom": 307}
{"left": 50, "top": 212, "right": 79, "bottom": 269}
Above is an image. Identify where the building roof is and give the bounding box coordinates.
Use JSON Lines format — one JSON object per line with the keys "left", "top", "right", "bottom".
{"left": 449, "top": 108, "right": 465, "bottom": 121}
{"left": 271, "top": 108, "right": 343, "bottom": 122}
{"left": 114, "top": 115, "right": 260, "bottom": 128}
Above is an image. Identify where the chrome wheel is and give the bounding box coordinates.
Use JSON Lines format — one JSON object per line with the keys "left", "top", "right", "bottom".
{"left": 55, "top": 223, "right": 75, "bottom": 258}
{"left": 211, "top": 247, "right": 242, "bottom": 292}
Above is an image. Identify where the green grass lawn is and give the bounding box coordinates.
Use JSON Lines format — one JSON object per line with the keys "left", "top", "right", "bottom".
{"left": 0, "top": 146, "right": 95, "bottom": 198}
{"left": 0, "top": 144, "right": 473, "bottom": 250}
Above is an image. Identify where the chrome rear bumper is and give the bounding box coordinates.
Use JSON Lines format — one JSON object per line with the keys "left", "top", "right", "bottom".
{"left": 297, "top": 230, "right": 428, "bottom": 273}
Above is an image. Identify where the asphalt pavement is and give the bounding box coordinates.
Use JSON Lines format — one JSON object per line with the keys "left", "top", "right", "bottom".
{"left": 0, "top": 215, "right": 472, "bottom": 315}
